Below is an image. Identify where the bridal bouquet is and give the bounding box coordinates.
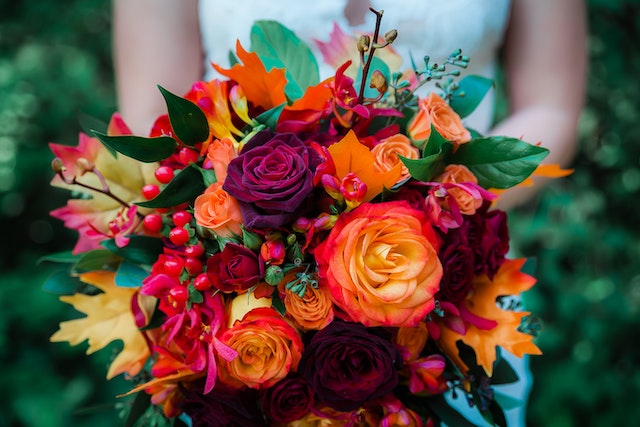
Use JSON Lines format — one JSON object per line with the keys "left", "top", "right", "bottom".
{"left": 44, "top": 10, "right": 559, "bottom": 427}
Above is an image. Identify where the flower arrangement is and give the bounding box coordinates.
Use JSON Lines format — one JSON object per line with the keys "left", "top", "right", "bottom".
{"left": 44, "top": 10, "right": 565, "bottom": 427}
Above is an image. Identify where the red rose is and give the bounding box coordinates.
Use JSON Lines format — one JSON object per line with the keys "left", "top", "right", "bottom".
{"left": 206, "top": 243, "right": 262, "bottom": 293}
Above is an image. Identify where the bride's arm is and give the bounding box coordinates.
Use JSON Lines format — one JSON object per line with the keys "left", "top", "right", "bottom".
{"left": 112, "top": 0, "right": 203, "bottom": 135}
{"left": 491, "top": 0, "right": 587, "bottom": 209}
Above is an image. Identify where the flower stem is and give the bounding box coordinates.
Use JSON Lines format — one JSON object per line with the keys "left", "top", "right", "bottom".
{"left": 357, "top": 8, "right": 384, "bottom": 104}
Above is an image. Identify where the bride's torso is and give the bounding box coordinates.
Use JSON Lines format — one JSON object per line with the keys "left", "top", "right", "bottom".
{"left": 198, "top": 0, "right": 511, "bottom": 132}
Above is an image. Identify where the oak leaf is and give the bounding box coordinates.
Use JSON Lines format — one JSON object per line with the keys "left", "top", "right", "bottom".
{"left": 437, "top": 258, "right": 542, "bottom": 375}
{"left": 50, "top": 271, "right": 154, "bottom": 379}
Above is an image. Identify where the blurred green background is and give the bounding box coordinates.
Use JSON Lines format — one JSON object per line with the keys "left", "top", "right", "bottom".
{"left": 1, "top": 0, "right": 638, "bottom": 426}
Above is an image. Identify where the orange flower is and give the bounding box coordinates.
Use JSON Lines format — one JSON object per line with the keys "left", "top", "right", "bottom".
{"left": 395, "top": 321, "right": 429, "bottom": 361}
{"left": 194, "top": 182, "right": 243, "bottom": 238}
{"left": 408, "top": 93, "right": 471, "bottom": 146}
{"left": 283, "top": 283, "right": 335, "bottom": 331}
{"left": 218, "top": 307, "right": 303, "bottom": 389}
{"left": 372, "top": 133, "right": 420, "bottom": 183}
{"left": 436, "top": 164, "right": 482, "bottom": 215}
{"left": 316, "top": 201, "right": 442, "bottom": 327}
{"left": 205, "top": 137, "right": 237, "bottom": 182}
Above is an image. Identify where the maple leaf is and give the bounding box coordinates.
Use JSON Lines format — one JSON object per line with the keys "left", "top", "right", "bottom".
{"left": 49, "top": 113, "right": 158, "bottom": 254}
{"left": 213, "top": 41, "right": 288, "bottom": 111}
{"left": 436, "top": 258, "right": 542, "bottom": 376}
{"left": 328, "top": 130, "right": 402, "bottom": 203}
{"left": 50, "top": 271, "right": 155, "bottom": 379}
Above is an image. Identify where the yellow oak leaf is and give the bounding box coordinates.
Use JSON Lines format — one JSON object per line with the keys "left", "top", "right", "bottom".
{"left": 328, "top": 130, "right": 403, "bottom": 203}
{"left": 50, "top": 271, "right": 155, "bottom": 379}
{"left": 437, "top": 258, "right": 542, "bottom": 376}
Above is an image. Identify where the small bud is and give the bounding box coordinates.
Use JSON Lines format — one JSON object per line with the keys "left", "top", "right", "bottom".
{"left": 51, "top": 158, "right": 66, "bottom": 174}
{"left": 383, "top": 29, "right": 398, "bottom": 44}
{"left": 357, "top": 35, "right": 371, "bottom": 53}
{"left": 340, "top": 173, "right": 367, "bottom": 211}
{"left": 265, "top": 265, "right": 284, "bottom": 286}
{"left": 260, "top": 239, "right": 286, "bottom": 266}
{"left": 369, "top": 70, "right": 388, "bottom": 94}
{"left": 313, "top": 214, "right": 337, "bottom": 230}
{"left": 292, "top": 217, "right": 311, "bottom": 233}
{"left": 76, "top": 157, "right": 95, "bottom": 175}
{"left": 321, "top": 174, "right": 343, "bottom": 201}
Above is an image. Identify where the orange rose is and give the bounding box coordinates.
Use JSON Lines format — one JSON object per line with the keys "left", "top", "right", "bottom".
{"left": 206, "top": 137, "right": 237, "bottom": 182}
{"left": 408, "top": 92, "right": 471, "bottom": 146}
{"left": 395, "top": 321, "right": 429, "bottom": 361}
{"left": 315, "top": 201, "right": 442, "bottom": 327}
{"left": 194, "top": 182, "right": 242, "bottom": 237}
{"left": 437, "top": 164, "right": 482, "bottom": 215}
{"left": 218, "top": 307, "right": 303, "bottom": 389}
{"left": 283, "top": 283, "right": 335, "bottom": 331}
{"left": 372, "top": 133, "right": 419, "bottom": 183}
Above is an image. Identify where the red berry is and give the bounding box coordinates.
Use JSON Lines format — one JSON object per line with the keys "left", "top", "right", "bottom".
{"left": 172, "top": 211, "right": 193, "bottom": 228}
{"left": 169, "top": 227, "right": 190, "bottom": 246}
{"left": 179, "top": 147, "right": 199, "bottom": 165}
{"left": 168, "top": 285, "right": 189, "bottom": 303}
{"left": 184, "top": 243, "right": 205, "bottom": 258}
{"left": 154, "top": 166, "right": 175, "bottom": 184}
{"left": 142, "top": 184, "right": 160, "bottom": 200}
{"left": 185, "top": 257, "right": 203, "bottom": 275}
{"left": 143, "top": 214, "right": 164, "bottom": 233}
{"left": 193, "top": 273, "right": 212, "bottom": 291}
{"left": 163, "top": 258, "right": 184, "bottom": 277}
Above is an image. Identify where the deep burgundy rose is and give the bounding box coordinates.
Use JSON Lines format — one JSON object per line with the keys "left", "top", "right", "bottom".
{"left": 439, "top": 237, "right": 475, "bottom": 303}
{"left": 206, "top": 243, "right": 262, "bottom": 293}
{"left": 261, "top": 376, "right": 314, "bottom": 423}
{"left": 180, "top": 383, "right": 266, "bottom": 427}
{"left": 481, "top": 208, "right": 509, "bottom": 278}
{"left": 298, "top": 321, "right": 401, "bottom": 412}
{"left": 223, "top": 130, "right": 321, "bottom": 229}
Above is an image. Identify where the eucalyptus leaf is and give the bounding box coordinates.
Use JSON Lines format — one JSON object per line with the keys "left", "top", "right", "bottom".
{"left": 101, "top": 236, "right": 163, "bottom": 266}
{"left": 450, "top": 75, "right": 494, "bottom": 118}
{"left": 115, "top": 261, "right": 149, "bottom": 288}
{"left": 92, "top": 131, "right": 177, "bottom": 163}
{"left": 451, "top": 136, "right": 549, "bottom": 189}
{"left": 158, "top": 85, "right": 210, "bottom": 146}
{"left": 250, "top": 20, "right": 320, "bottom": 95}
{"left": 137, "top": 164, "right": 205, "bottom": 208}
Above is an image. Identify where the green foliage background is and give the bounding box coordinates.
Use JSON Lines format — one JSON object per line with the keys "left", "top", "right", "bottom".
{"left": 0, "top": 1, "right": 638, "bottom": 425}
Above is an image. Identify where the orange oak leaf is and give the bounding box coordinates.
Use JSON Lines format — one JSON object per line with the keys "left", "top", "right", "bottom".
{"left": 328, "top": 130, "right": 402, "bottom": 203}
{"left": 436, "top": 258, "right": 542, "bottom": 376}
{"left": 213, "top": 41, "right": 288, "bottom": 111}
{"left": 50, "top": 271, "right": 155, "bottom": 379}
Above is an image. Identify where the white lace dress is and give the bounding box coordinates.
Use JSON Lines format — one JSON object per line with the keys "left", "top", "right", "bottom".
{"left": 199, "top": 1, "right": 530, "bottom": 426}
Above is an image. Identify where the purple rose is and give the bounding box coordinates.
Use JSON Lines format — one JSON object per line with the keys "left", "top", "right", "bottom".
{"left": 298, "top": 321, "right": 401, "bottom": 412}
{"left": 180, "top": 382, "right": 266, "bottom": 427}
{"left": 261, "top": 376, "right": 314, "bottom": 423}
{"left": 223, "top": 130, "right": 321, "bottom": 229}
{"left": 206, "top": 243, "right": 263, "bottom": 293}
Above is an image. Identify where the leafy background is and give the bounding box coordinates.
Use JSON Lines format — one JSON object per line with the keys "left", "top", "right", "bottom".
{"left": 0, "top": 0, "right": 638, "bottom": 425}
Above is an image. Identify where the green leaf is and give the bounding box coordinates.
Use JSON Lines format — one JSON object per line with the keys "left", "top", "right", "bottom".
{"left": 250, "top": 20, "right": 320, "bottom": 97}
{"left": 158, "top": 85, "right": 210, "bottom": 146}
{"left": 92, "top": 131, "right": 177, "bottom": 163}
{"left": 188, "top": 283, "right": 204, "bottom": 304}
{"left": 124, "top": 392, "right": 151, "bottom": 427}
{"left": 77, "top": 111, "right": 108, "bottom": 136}
{"left": 136, "top": 164, "right": 205, "bottom": 208}
{"left": 450, "top": 75, "right": 494, "bottom": 118}
{"left": 271, "top": 290, "right": 286, "bottom": 316}
{"left": 37, "top": 251, "right": 81, "bottom": 265}
{"left": 401, "top": 128, "right": 454, "bottom": 182}
{"left": 451, "top": 136, "right": 549, "bottom": 189}
{"left": 423, "top": 395, "right": 479, "bottom": 427}
{"left": 41, "top": 270, "right": 85, "bottom": 295}
{"left": 195, "top": 164, "right": 217, "bottom": 187}
{"left": 115, "top": 261, "right": 149, "bottom": 288}
{"left": 491, "top": 355, "right": 520, "bottom": 385}
{"left": 494, "top": 389, "right": 525, "bottom": 410}
{"left": 101, "top": 236, "right": 163, "bottom": 266}
{"left": 73, "top": 249, "right": 121, "bottom": 273}
{"left": 255, "top": 103, "right": 286, "bottom": 130}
